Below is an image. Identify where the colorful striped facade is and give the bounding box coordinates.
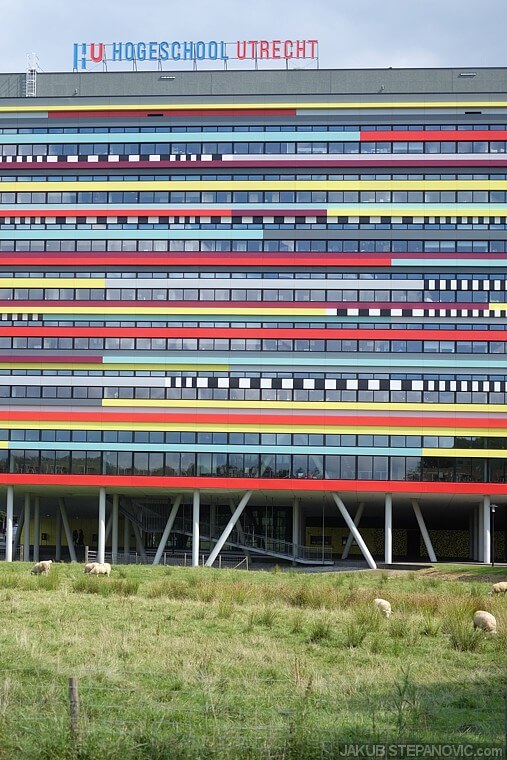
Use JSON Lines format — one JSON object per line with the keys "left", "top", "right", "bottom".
{"left": 1, "top": 67, "right": 506, "bottom": 565}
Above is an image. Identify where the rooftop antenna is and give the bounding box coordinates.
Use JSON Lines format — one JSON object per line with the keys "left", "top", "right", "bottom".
{"left": 26, "top": 53, "right": 40, "bottom": 97}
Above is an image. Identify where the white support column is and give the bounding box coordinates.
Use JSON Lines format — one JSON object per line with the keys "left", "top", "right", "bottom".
{"left": 482, "top": 495, "right": 491, "bottom": 565}
{"left": 123, "top": 516, "right": 130, "bottom": 558}
{"left": 411, "top": 499, "right": 437, "bottom": 563}
{"left": 58, "top": 499, "right": 77, "bottom": 563}
{"left": 98, "top": 487, "right": 106, "bottom": 564}
{"left": 5, "top": 485, "right": 13, "bottom": 562}
{"left": 477, "top": 501, "right": 484, "bottom": 562}
{"left": 192, "top": 490, "right": 200, "bottom": 567}
{"left": 342, "top": 502, "right": 364, "bottom": 560}
{"left": 33, "top": 496, "right": 40, "bottom": 563}
{"left": 332, "top": 493, "right": 376, "bottom": 570}
{"left": 111, "top": 494, "right": 119, "bottom": 564}
{"left": 384, "top": 493, "right": 393, "bottom": 565}
{"left": 131, "top": 522, "right": 146, "bottom": 562}
{"left": 206, "top": 491, "right": 252, "bottom": 567}
{"left": 23, "top": 493, "right": 30, "bottom": 563}
{"left": 55, "top": 506, "right": 62, "bottom": 562}
{"left": 153, "top": 495, "right": 182, "bottom": 565}
{"left": 292, "top": 497, "right": 301, "bottom": 562}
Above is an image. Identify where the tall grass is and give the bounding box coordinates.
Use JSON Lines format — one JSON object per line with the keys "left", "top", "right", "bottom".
{"left": 0, "top": 562, "right": 503, "bottom": 758}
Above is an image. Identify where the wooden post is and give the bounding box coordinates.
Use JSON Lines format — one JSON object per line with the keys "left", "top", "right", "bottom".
{"left": 68, "top": 677, "right": 79, "bottom": 739}
{"left": 84, "top": 546, "right": 89, "bottom": 564}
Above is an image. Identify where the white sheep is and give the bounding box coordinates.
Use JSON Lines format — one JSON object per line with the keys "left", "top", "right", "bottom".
{"left": 373, "top": 598, "right": 392, "bottom": 618}
{"left": 30, "top": 560, "right": 53, "bottom": 576}
{"left": 492, "top": 582, "right": 507, "bottom": 594}
{"left": 473, "top": 610, "right": 497, "bottom": 634}
{"left": 83, "top": 562, "right": 98, "bottom": 574}
{"left": 89, "top": 562, "right": 111, "bottom": 577}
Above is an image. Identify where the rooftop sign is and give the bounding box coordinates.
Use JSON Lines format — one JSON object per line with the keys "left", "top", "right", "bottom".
{"left": 72, "top": 40, "right": 319, "bottom": 71}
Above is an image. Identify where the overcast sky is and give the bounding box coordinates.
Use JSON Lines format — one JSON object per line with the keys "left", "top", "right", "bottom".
{"left": 0, "top": 0, "right": 506, "bottom": 73}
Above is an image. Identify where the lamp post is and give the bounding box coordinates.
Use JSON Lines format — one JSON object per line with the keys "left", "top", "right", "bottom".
{"left": 490, "top": 504, "right": 498, "bottom": 567}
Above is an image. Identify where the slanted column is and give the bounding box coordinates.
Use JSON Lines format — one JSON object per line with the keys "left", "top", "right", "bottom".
{"left": 482, "top": 495, "right": 491, "bottom": 565}
{"left": 58, "top": 499, "right": 77, "bottom": 563}
{"left": 98, "top": 487, "right": 106, "bottom": 564}
{"left": 411, "top": 500, "right": 437, "bottom": 563}
{"left": 342, "top": 502, "right": 364, "bottom": 560}
{"left": 332, "top": 493, "right": 376, "bottom": 569}
{"left": 384, "top": 493, "right": 392, "bottom": 565}
{"left": 111, "top": 494, "right": 119, "bottom": 564}
{"left": 192, "top": 491, "right": 200, "bottom": 567}
{"left": 5, "top": 485, "right": 13, "bottom": 562}
{"left": 33, "top": 496, "right": 40, "bottom": 563}
{"left": 23, "top": 493, "right": 30, "bottom": 563}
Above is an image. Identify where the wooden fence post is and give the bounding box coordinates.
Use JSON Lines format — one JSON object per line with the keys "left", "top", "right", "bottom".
{"left": 68, "top": 676, "right": 79, "bottom": 739}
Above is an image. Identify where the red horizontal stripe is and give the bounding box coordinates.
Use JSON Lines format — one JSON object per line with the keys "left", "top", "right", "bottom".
{"left": 48, "top": 108, "right": 297, "bottom": 119}
{"left": 1, "top": 326, "right": 506, "bottom": 340}
{"left": 0, "top": 253, "right": 394, "bottom": 267}
{"left": 0, "top": 252, "right": 505, "bottom": 268}
{"left": 0, "top": 208, "right": 322, "bottom": 220}
{"left": 0, "top": 473, "right": 505, "bottom": 495}
{"left": 0, "top": 355, "right": 101, "bottom": 363}
{"left": 0, "top": 300, "right": 490, "bottom": 311}
{"left": 361, "top": 130, "right": 507, "bottom": 142}
{"left": 0, "top": 409, "right": 503, "bottom": 428}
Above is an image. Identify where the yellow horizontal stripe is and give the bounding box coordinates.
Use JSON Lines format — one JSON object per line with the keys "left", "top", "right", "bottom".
{"left": 0, "top": 363, "right": 227, "bottom": 371}
{"left": 0, "top": 306, "right": 329, "bottom": 316}
{"left": 489, "top": 303, "right": 507, "bottom": 310}
{"left": 0, "top": 421, "right": 504, "bottom": 436}
{"left": 2, "top": 180, "right": 507, "bottom": 192}
{"left": 0, "top": 278, "right": 105, "bottom": 288}
{"left": 423, "top": 448, "right": 507, "bottom": 458}
{"left": 3, "top": 101, "right": 507, "bottom": 113}
{"left": 102, "top": 399, "right": 507, "bottom": 413}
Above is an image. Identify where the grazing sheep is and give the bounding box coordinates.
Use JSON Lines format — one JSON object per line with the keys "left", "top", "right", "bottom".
{"left": 492, "top": 581, "right": 507, "bottom": 594}
{"left": 473, "top": 610, "right": 497, "bottom": 634}
{"left": 373, "top": 598, "right": 392, "bottom": 618}
{"left": 30, "top": 560, "right": 53, "bottom": 576}
{"left": 83, "top": 562, "right": 99, "bottom": 574}
{"left": 89, "top": 562, "right": 111, "bottom": 577}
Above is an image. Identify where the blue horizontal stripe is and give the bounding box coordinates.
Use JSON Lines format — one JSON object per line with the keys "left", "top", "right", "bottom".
{"left": 10, "top": 442, "right": 421, "bottom": 456}
{"left": 102, "top": 354, "right": 507, "bottom": 368}
{"left": 0, "top": 131, "right": 361, "bottom": 145}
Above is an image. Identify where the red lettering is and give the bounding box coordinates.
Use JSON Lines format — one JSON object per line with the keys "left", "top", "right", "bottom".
{"left": 283, "top": 40, "right": 293, "bottom": 59}
{"left": 295, "top": 40, "right": 306, "bottom": 58}
{"left": 236, "top": 40, "right": 247, "bottom": 60}
{"left": 89, "top": 43, "right": 104, "bottom": 63}
{"left": 259, "top": 40, "right": 270, "bottom": 59}
{"left": 271, "top": 40, "right": 281, "bottom": 59}
{"left": 248, "top": 40, "right": 257, "bottom": 59}
{"left": 307, "top": 40, "right": 318, "bottom": 58}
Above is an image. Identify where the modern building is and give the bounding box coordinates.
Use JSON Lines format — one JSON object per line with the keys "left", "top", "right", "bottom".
{"left": 0, "top": 65, "right": 506, "bottom": 566}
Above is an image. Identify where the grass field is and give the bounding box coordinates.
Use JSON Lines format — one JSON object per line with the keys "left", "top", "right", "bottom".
{"left": 0, "top": 562, "right": 505, "bottom": 759}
